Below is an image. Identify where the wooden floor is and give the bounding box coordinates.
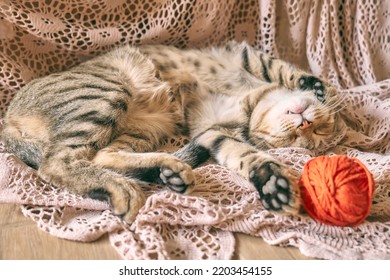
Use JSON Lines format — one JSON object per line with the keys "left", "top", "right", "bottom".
{"left": 0, "top": 203, "right": 311, "bottom": 260}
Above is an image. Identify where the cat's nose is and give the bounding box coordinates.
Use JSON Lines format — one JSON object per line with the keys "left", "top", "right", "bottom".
{"left": 299, "top": 119, "right": 312, "bottom": 129}
{"left": 286, "top": 105, "right": 307, "bottom": 115}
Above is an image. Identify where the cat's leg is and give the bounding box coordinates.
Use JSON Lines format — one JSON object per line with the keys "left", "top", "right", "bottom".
{"left": 226, "top": 41, "right": 330, "bottom": 103}
{"left": 38, "top": 145, "right": 145, "bottom": 223}
{"left": 179, "top": 126, "right": 299, "bottom": 212}
{"left": 92, "top": 134, "right": 195, "bottom": 193}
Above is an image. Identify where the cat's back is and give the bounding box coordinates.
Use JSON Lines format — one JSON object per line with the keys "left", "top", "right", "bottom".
{"left": 6, "top": 41, "right": 255, "bottom": 118}
{"left": 138, "top": 42, "right": 264, "bottom": 95}
{"left": 6, "top": 45, "right": 155, "bottom": 115}
{"left": 1, "top": 45, "right": 180, "bottom": 167}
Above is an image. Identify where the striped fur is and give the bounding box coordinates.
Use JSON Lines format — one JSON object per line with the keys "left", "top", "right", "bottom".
{"left": 1, "top": 41, "right": 343, "bottom": 222}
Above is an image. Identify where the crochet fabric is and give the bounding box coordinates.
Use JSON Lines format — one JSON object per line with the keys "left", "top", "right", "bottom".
{"left": 0, "top": 0, "right": 389, "bottom": 259}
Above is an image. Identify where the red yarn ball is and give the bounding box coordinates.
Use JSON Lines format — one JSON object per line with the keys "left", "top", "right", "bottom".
{"left": 299, "top": 155, "right": 374, "bottom": 227}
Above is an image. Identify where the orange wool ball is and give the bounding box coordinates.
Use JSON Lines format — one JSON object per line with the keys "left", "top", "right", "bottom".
{"left": 299, "top": 155, "right": 375, "bottom": 227}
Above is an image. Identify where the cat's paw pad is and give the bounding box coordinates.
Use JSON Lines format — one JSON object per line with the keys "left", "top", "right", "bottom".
{"left": 159, "top": 159, "right": 195, "bottom": 193}
{"left": 298, "top": 75, "right": 326, "bottom": 103}
{"left": 249, "top": 161, "right": 291, "bottom": 211}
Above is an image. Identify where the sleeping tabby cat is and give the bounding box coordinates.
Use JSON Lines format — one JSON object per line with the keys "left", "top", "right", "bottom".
{"left": 1, "top": 41, "right": 342, "bottom": 222}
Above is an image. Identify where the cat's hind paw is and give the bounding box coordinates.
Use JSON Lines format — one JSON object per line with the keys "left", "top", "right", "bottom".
{"left": 248, "top": 160, "right": 300, "bottom": 213}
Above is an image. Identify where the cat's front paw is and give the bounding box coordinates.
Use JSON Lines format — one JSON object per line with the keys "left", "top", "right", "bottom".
{"left": 159, "top": 157, "right": 195, "bottom": 193}
{"left": 298, "top": 75, "right": 326, "bottom": 103}
{"left": 248, "top": 161, "right": 298, "bottom": 212}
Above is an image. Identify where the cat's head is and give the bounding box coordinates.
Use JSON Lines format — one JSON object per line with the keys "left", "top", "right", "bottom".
{"left": 248, "top": 86, "right": 344, "bottom": 151}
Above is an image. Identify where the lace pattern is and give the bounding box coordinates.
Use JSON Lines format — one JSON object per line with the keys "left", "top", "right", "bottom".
{"left": 0, "top": 0, "right": 389, "bottom": 259}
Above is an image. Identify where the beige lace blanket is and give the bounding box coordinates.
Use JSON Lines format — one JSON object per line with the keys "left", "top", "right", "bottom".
{"left": 0, "top": 0, "right": 389, "bottom": 259}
